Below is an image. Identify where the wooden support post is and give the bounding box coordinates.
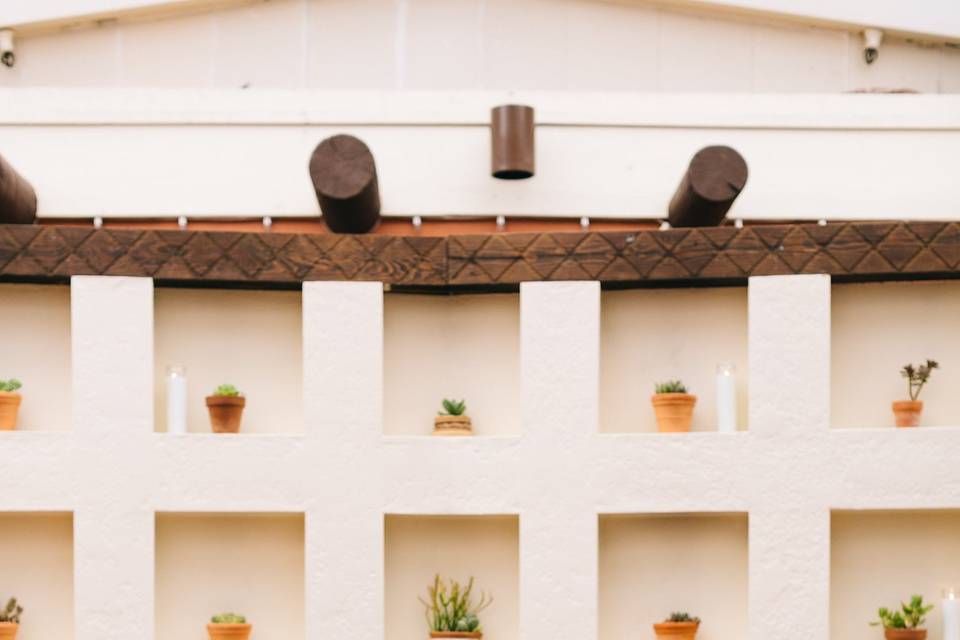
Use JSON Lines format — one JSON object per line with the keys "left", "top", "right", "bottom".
{"left": 668, "top": 145, "right": 748, "bottom": 228}
{"left": 308, "top": 134, "right": 381, "bottom": 234}
{"left": 0, "top": 153, "right": 37, "bottom": 225}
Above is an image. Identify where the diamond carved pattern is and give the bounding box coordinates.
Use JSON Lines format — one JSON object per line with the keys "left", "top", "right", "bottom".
{"left": 0, "top": 222, "right": 957, "bottom": 290}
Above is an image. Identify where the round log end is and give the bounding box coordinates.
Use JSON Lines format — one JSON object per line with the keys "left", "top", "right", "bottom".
{"left": 688, "top": 145, "right": 748, "bottom": 203}
{"left": 491, "top": 104, "right": 535, "bottom": 180}
{"left": 0, "top": 153, "right": 38, "bottom": 225}
{"left": 308, "top": 134, "right": 381, "bottom": 233}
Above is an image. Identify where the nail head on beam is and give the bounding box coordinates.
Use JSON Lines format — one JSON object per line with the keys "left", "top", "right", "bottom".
{"left": 0, "top": 153, "right": 37, "bottom": 225}
{"left": 309, "top": 134, "right": 382, "bottom": 234}
{"left": 491, "top": 104, "right": 535, "bottom": 180}
{"left": 668, "top": 145, "right": 748, "bottom": 228}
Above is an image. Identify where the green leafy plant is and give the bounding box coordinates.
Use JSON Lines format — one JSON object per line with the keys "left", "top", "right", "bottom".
{"left": 212, "top": 384, "right": 241, "bottom": 397}
{"left": 870, "top": 595, "right": 933, "bottom": 629}
{"left": 0, "top": 379, "right": 21, "bottom": 393}
{"left": 211, "top": 613, "right": 246, "bottom": 624}
{"left": 419, "top": 575, "right": 491, "bottom": 633}
{"left": 0, "top": 597, "right": 22, "bottom": 623}
{"left": 438, "top": 399, "right": 467, "bottom": 416}
{"left": 901, "top": 360, "right": 938, "bottom": 400}
{"left": 655, "top": 380, "right": 687, "bottom": 394}
{"left": 666, "top": 612, "right": 700, "bottom": 623}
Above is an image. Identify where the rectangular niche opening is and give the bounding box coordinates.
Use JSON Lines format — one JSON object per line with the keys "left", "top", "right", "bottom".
{"left": 385, "top": 515, "right": 519, "bottom": 640}
{"left": 154, "top": 288, "right": 303, "bottom": 434}
{"left": 599, "top": 513, "right": 748, "bottom": 640}
{"left": 600, "top": 288, "right": 748, "bottom": 433}
{"left": 0, "top": 284, "right": 71, "bottom": 431}
{"left": 0, "top": 512, "right": 74, "bottom": 640}
{"left": 832, "top": 281, "right": 960, "bottom": 429}
{"left": 832, "top": 509, "right": 960, "bottom": 640}
{"left": 155, "top": 512, "right": 305, "bottom": 640}
{"left": 384, "top": 294, "right": 521, "bottom": 436}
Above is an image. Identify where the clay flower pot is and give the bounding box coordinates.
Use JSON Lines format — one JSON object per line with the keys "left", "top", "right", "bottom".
{"left": 653, "top": 621, "right": 699, "bottom": 639}
{"left": 206, "top": 396, "right": 245, "bottom": 433}
{"left": 892, "top": 400, "right": 923, "bottom": 428}
{"left": 430, "top": 633, "right": 482, "bottom": 640}
{"left": 434, "top": 415, "right": 473, "bottom": 436}
{"left": 207, "top": 623, "right": 252, "bottom": 640}
{"left": 884, "top": 629, "right": 927, "bottom": 640}
{"left": 0, "top": 392, "right": 22, "bottom": 431}
{"left": 0, "top": 623, "right": 19, "bottom": 640}
{"left": 651, "top": 393, "right": 697, "bottom": 432}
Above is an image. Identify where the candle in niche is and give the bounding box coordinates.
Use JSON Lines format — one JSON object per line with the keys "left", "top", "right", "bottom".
{"left": 166, "top": 365, "right": 188, "bottom": 434}
{"left": 944, "top": 588, "right": 960, "bottom": 640}
{"left": 716, "top": 363, "right": 737, "bottom": 432}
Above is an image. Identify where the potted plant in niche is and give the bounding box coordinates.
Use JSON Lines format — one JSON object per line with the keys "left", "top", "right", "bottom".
{"left": 208, "top": 612, "right": 251, "bottom": 640}
{"left": 0, "top": 379, "right": 22, "bottom": 431}
{"left": 420, "top": 575, "right": 491, "bottom": 639}
{"left": 870, "top": 595, "right": 933, "bottom": 639}
{"left": 0, "top": 597, "right": 22, "bottom": 640}
{"left": 893, "top": 360, "right": 938, "bottom": 427}
{"left": 653, "top": 612, "right": 700, "bottom": 640}
{"left": 434, "top": 399, "right": 472, "bottom": 436}
{"left": 651, "top": 381, "right": 697, "bottom": 432}
{"left": 206, "top": 384, "right": 245, "bottom": 433}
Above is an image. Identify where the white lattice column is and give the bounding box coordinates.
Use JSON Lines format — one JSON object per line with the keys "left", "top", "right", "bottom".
{"left": 303, "top": 281, "right": 384, "bottom": 640}
{"left": 71, "top": 276, "right": 155, "bottom": 639}
{"left": 519, "top": 281, "right": 600, "bottom": 640}
{"left": 747, "top": 274, "right": 831, "bottom": 640}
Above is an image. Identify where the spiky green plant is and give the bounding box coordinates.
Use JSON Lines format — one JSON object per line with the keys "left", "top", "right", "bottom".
{"left": 667, "top": 612, "right": 700, "bottom": 623}
{"left": 655, "top": 380, "right": 687, "bottom": 394}
{"left": 211, "top": 613, "right": 246, "bottom": 624}
{"left": 438, "top": 399, "right": 467, "bottom": 416}
{"left": 212, "top": 384, "right": 241, "bottom": 397}
{"left": 419, "top": 575, "right": 491, "bottom": 633}
{"left": 901, "top": 360, "right": 938, "bottom": 400}
{"left": 0, "top": 379, "right": 22, "bottom": 393}
{"left": 870, "top": 595, "right": 933, "bottom": 629}
{"left": 0, "top": 597, "right": 22, "bottom": 623}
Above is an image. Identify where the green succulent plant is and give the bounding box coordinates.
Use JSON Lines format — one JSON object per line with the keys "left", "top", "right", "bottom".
{"left": 0, "top": 379, "right": 22, "bottom": 393}
{"left": 211, "top": 613, "right": 246, "bottom": 624}
{"left": 419, "top": 575, "right": 491, "bottom": 633}
{"left": 667, "top": 612, "right": 700, "bottom": 623}
{"left": 655, "top": 380, "right": 688, "bottom": 394}
{"left": 871, "top": 595, "right": 933, "bottom": 629}
{"left": 0, "top": 597, "right": 22, "bottom": 623}
{"left": 901, "top": 360, "right": 938, "bottom": 400}
{"left": 212, "top": 384, "right": 241, "bottom": 397}
{"left": 438, "top": 399, "right": 467, "bottom": 416}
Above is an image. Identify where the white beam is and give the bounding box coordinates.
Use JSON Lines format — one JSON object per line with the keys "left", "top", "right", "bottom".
{"left": 2, "top": 0, "right": 250, "bottom": 32}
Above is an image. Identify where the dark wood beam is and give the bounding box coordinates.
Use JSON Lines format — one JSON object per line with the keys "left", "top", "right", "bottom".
{"left": 308, "top": 134, "right": 381, "bottom": 234}
{"left": 0, "top": 154, "right": 37, "bottom": 225}
{"left": 668, "top": 146, "right": 748, "bottom": 228}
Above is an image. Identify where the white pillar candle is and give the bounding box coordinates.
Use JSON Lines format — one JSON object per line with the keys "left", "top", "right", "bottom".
{"left": 716, "top": 363, "right": 738, "bottom": 432}
{"left": 944, "top": 588, "right": 960, "bottom": 640}
{"left": 165, "top": 365, "right": 188, "bottom": 434}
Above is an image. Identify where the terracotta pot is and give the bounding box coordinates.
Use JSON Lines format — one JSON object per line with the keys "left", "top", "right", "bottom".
{"left": 434, "top": 415, "right": 473, "bottom": 436}
{"left": 651, "top": 393, "right": 697, "bottom": 432}
{"left": 207, "top": 623, "right": 252, "bottom": 640}
{"left": 653, "top": 621, "right": 699, "bottom": 639}
{"left": 206, "top": 396, "right": 246, "bottom": 433}
{"left": 0, "top": 623, "right": 18, "bottom": 640}
{"left": 430, "top": 633, "right": 482, "bottom": 640}
{"left": 0, "top": 392, "right": 22, "bottom": 431}
{"left": 892, "top": 400, "right": 923, "bottom": 428}
{"left": 884, "top": 629, "right": 927, "bottom": 640}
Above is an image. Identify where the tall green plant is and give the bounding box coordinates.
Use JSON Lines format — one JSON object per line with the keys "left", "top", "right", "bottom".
{"left": 419, "top": 575, "right": 491, "bottom": 633}
{"left": 901, "top": 360, "right": 938, "bottom": 400}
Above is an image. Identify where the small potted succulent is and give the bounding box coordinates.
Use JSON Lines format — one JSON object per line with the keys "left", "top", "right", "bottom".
{"left": 870, "top": 595, "right": 933, "bottom": 639}
{"left": 651, "top": 381, "right": 697, "bottom": 432}
{"left": 653, "top": 612, "right": 700, "bottom": 639}
{"left": 206, "top": 384, "right": 245, "bottom": 433}
{"left": 0, "top": 597, "right": 22, "bottom": 640}
{"left": 0, "top": 379, "right": 22, "bottom": 431}
{"left": 893, "top": 360, "right": 938, "bottom": 427}
{"left": 419, "top": 575, "right": 491, "bottom": 639}
{"left": 208, "top": 612, "right": 251, "bottom": 640}
{"left": 434, "top": 399, "right": 472, "bottom": 436}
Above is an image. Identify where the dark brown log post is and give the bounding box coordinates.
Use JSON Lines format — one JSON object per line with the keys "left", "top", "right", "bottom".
{"left": 491, "top": 105, "right": 535, "bottom": 179}
{"left": 308, "top": 134, "right": 381, "bottom": 234}
{"left": 0, "top": 153, "right": 37, "bottom": 225}
{"left": 668, "top": 145, "right": 748, "bottom": 227}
